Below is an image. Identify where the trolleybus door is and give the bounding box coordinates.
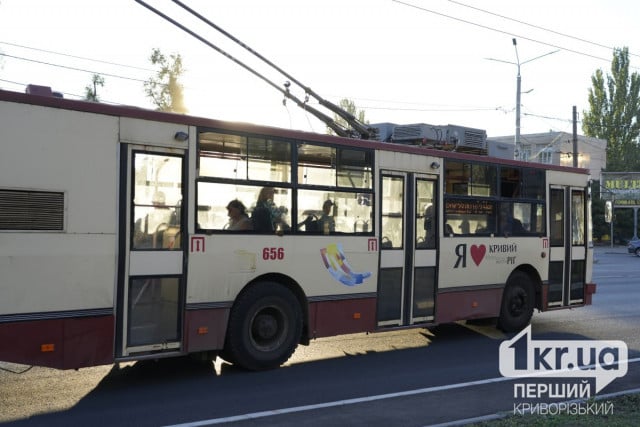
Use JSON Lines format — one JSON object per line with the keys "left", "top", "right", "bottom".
{"left": 378, "top": 172, "right": 438, "bottom": 327}
{"left": 116, "top": 146, "right": 186, "bottom": 358}
{"left": 548, "top": 186, "right": 587, "bottom": 307}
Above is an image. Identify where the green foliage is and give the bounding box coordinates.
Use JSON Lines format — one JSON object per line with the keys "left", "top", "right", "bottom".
{"left": 144, "top": 48, "right": 188, "bottom": 114}
{"left": 584, "top": 48, "right": 640, "bottom": 242}
{"left": 84, "top": 74, "right": 105, "bottom": 102}
{"left": 613, "top": 208, "right": 635, "bottom": 243}
{"left": 327, "top": 98, "right": 368, "bottom": 135}
{"left": 591, "top": 181, "right": 608, "bottom": 241}
{"left": 582, "top": 47, "right": 640, "bottom": 171}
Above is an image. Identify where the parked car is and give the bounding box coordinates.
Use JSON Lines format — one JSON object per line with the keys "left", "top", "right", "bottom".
{"left": 628, "top": 239, "right": 640, "bottom": 256}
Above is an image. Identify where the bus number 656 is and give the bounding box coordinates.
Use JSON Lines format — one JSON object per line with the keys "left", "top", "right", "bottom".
{"left": 263, "top": 247, "right": 285, "bottom": 260}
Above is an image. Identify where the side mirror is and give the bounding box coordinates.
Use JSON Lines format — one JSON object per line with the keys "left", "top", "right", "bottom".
{"left": 605, "top": 201, "right": 612, "bottom": 223}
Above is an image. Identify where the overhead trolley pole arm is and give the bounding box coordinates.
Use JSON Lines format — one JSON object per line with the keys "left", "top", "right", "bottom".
{"left": 171, "top": 0, "right": 373, "bottom": 139}
{"left": 134, "top": 0, "right": 350, "bottom": 137}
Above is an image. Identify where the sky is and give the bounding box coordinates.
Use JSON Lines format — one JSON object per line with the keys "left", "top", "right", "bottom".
{"left": 1, "top": 0, "right": 640, "bottom": 139}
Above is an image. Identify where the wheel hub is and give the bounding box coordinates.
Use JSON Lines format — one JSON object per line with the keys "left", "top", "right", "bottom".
{"left": 254, "top": 313, "right": 278, "bottom": 340}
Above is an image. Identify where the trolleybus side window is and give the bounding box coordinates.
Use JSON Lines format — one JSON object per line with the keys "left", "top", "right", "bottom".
{"left": 445, "top": 161, "right": 496, "bottom": 197}
{"left": 298, "top": 143, "right": 336, "bottom": 186}
{"left": 522, "top": 168, "right": 545, "bottom": 199}
{"left": 572, "top": 189, "right": 585, "bottom": 245}
{"left": 381, "top": 175, "right": 403, "bottom": 249}
{"left": 337, "top": 148, "right": 372, "bottom": 189}
{"left": 443, "top": 160, "right": 545, "bottom": 237}
{"left": 132, "top": 152, "right": 183, "bottom": 250}
{"left": 196, "top": 130, "right": 373, "bottom": 234}
{"left": 296, "top": 143, "right": 373, "bottom": 235}
{"left": 416, "top": 178, "right": 437, "bottom": 248}
{"left": 248, "top": 136, "right": 292, "bottom": 182}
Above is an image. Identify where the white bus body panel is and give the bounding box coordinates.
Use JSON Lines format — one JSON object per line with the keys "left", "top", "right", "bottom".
{"left": 0, "top": 101, "right": 118, "bottom": 316}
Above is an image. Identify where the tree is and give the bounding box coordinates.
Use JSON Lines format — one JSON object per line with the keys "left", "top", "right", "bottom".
{"left": 84, "top": 74, "right": 105, "bottom": 102}
{"left": 327, "top": 98, "right": 368, "bottom": 136}
{"left": 144, "top": 48, "right": 188, "bottom": 114}
{"left": 582, "top": 47, "right": 640, "bottom": 171}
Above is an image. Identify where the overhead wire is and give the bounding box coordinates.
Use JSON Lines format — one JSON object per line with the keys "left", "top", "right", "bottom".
{"left": 1, "top": 1, "right": 631, "bottom": 126}
{"left": 0, "top": 52, "right": 147, "bottom": 82}
{"left": 447, "top": 0, "right": 640, "bottom": 59}
{"left": 392, "top": 0, "right": 635, "bottom": 68}
{"left": 0, "top": 41, "right": 155, "bottom": 72}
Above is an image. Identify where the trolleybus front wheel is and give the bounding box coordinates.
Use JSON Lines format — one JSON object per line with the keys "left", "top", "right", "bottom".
{"left": 224, "top": 282, "right": 302, "bottom": 371}
{"left": 498, "top": 271, "right": 534, "bottom": 332}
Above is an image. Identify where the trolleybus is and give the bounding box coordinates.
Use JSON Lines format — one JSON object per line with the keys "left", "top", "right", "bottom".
{"left": 0, "top": 88, "right": 595, "bottom": 370}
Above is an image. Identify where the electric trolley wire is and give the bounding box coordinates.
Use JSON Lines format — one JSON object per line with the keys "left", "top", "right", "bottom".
{"left": 2, "top": 1, "right": 630, "bottom": 127}
{"left": 0, "top": 41, "right": 154, "bottom": 72}
{"left": 447, "top": 0, "right": 640, "bottom": 59}
{"left": 133, "top": 0, "right": 358, "bottom": 138}
{"left": 392, "top": 0, "right": 637, "bottom": 68}
{"left": 170, "top": 0, "right": 373, "bottom": 138}
{"left": 0, "top": 52, "right": 147, "bottom": 83}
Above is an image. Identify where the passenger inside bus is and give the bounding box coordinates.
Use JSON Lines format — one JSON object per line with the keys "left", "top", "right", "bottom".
{"left": 418, "top": 205, "right": 436, "bottom": 248}
{"left": 133, "top": 191, "right": 174, "bottom": 248}
{"left": 318, "top": 199, "right": 335, "bottom": 234}
{"left": 444, "top": 223, "right": 455, "bottom": 236}
{"left": 225, "top": 199, "right": 252, "bottom": 231}
{"left": 499, "top": 206, "right": 525, "bottom": 236}
{"left": 299, "top": 199, "right": 335, "bottom": 234}
{"left": 252, "top": 186, "right": 289, "bottom": 233}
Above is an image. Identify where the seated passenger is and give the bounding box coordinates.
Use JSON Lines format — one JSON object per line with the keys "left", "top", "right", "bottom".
{"left": 226, "top": 199, "right": 252, "bottom": 231}
{"left": 444, "top": 223, "right": 454, "bottom": 236}
{"left": 317, "top": 200, "right": 335, "bottom": 234}
{"left": 500, "top": 208, "right": 525, "bottom": 236}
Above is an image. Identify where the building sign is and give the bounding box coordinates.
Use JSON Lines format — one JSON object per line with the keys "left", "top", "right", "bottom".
{"left": 601, "top": 172, "right": 640, "bottom": 206}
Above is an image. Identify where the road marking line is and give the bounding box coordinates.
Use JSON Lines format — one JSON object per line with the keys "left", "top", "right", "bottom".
{"left": 458, "top": 321, "right": 507, "bottom": 340}
{"left": 165, "top": 358, "right": 640, "bottom": 427}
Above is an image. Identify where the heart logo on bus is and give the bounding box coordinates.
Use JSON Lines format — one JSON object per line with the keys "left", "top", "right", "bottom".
{"left": 470, "top": 244, "right": 486, "bottom": 266}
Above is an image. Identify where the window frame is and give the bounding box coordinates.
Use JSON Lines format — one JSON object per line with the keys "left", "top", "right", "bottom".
{"left": 195, "top": 128, "right": 375, "bottom": 236}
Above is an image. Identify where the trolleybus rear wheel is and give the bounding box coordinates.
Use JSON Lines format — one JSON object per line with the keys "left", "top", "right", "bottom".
{"left": 224, "top": 282, "right": 302, "bottom": 370}
{"left": 498, "top": 271, "right": 534, "bottom": 332}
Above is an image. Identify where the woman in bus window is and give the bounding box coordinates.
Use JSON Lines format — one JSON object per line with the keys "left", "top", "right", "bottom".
{"left": 252, "top": 187, "right": 289, "bottom": 232}
{"left": 226, "top": 199, "right": 252, "bottom": 231}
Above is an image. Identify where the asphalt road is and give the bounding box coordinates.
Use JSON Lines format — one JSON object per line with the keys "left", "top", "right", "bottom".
{"left": 1, "top": 245, "right": 638, "bottom": 426}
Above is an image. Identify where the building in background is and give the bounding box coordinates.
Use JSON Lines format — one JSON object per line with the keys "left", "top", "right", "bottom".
{"left": 488, "top": 132, "right": 607, "bottom": 181}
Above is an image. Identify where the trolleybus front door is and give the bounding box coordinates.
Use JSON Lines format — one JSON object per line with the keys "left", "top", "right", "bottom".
{"left": 378, "top": 172, "right": 438, "bottom": 327}
{"left": 116, "top": 147, "right": 186, "bottom": 358}
{"left": 548, "top": 186, "right": 587, "bottom": 307}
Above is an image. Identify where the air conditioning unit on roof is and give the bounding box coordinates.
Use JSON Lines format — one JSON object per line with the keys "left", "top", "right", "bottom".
{"left": 391, "top": 123, "right": 487, "bottom": 154}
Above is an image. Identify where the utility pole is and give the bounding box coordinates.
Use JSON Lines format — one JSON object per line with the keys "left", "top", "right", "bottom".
{"left": 514, "top": 39, "right": 522, "bottom": 161}
{"left": 572, "top": 106, "right": 578, "bottom": 167}
{"left": 486, "top": 40, "right": 559, "bottom": 160}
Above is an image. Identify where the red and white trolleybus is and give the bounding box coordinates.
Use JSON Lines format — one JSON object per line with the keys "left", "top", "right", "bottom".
{"left": 0, "top": 88, "right": 595, "bottom": 370}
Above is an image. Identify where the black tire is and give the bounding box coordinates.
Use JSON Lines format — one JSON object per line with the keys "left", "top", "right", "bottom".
{"left": 635, "top": 248, "right": 640, "bottom": 257}
{"left": 224, "top": 282, "right": 302, "bottom": 371}
{"left": 498, "top": 271, "right": 535, "bottom": 332}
